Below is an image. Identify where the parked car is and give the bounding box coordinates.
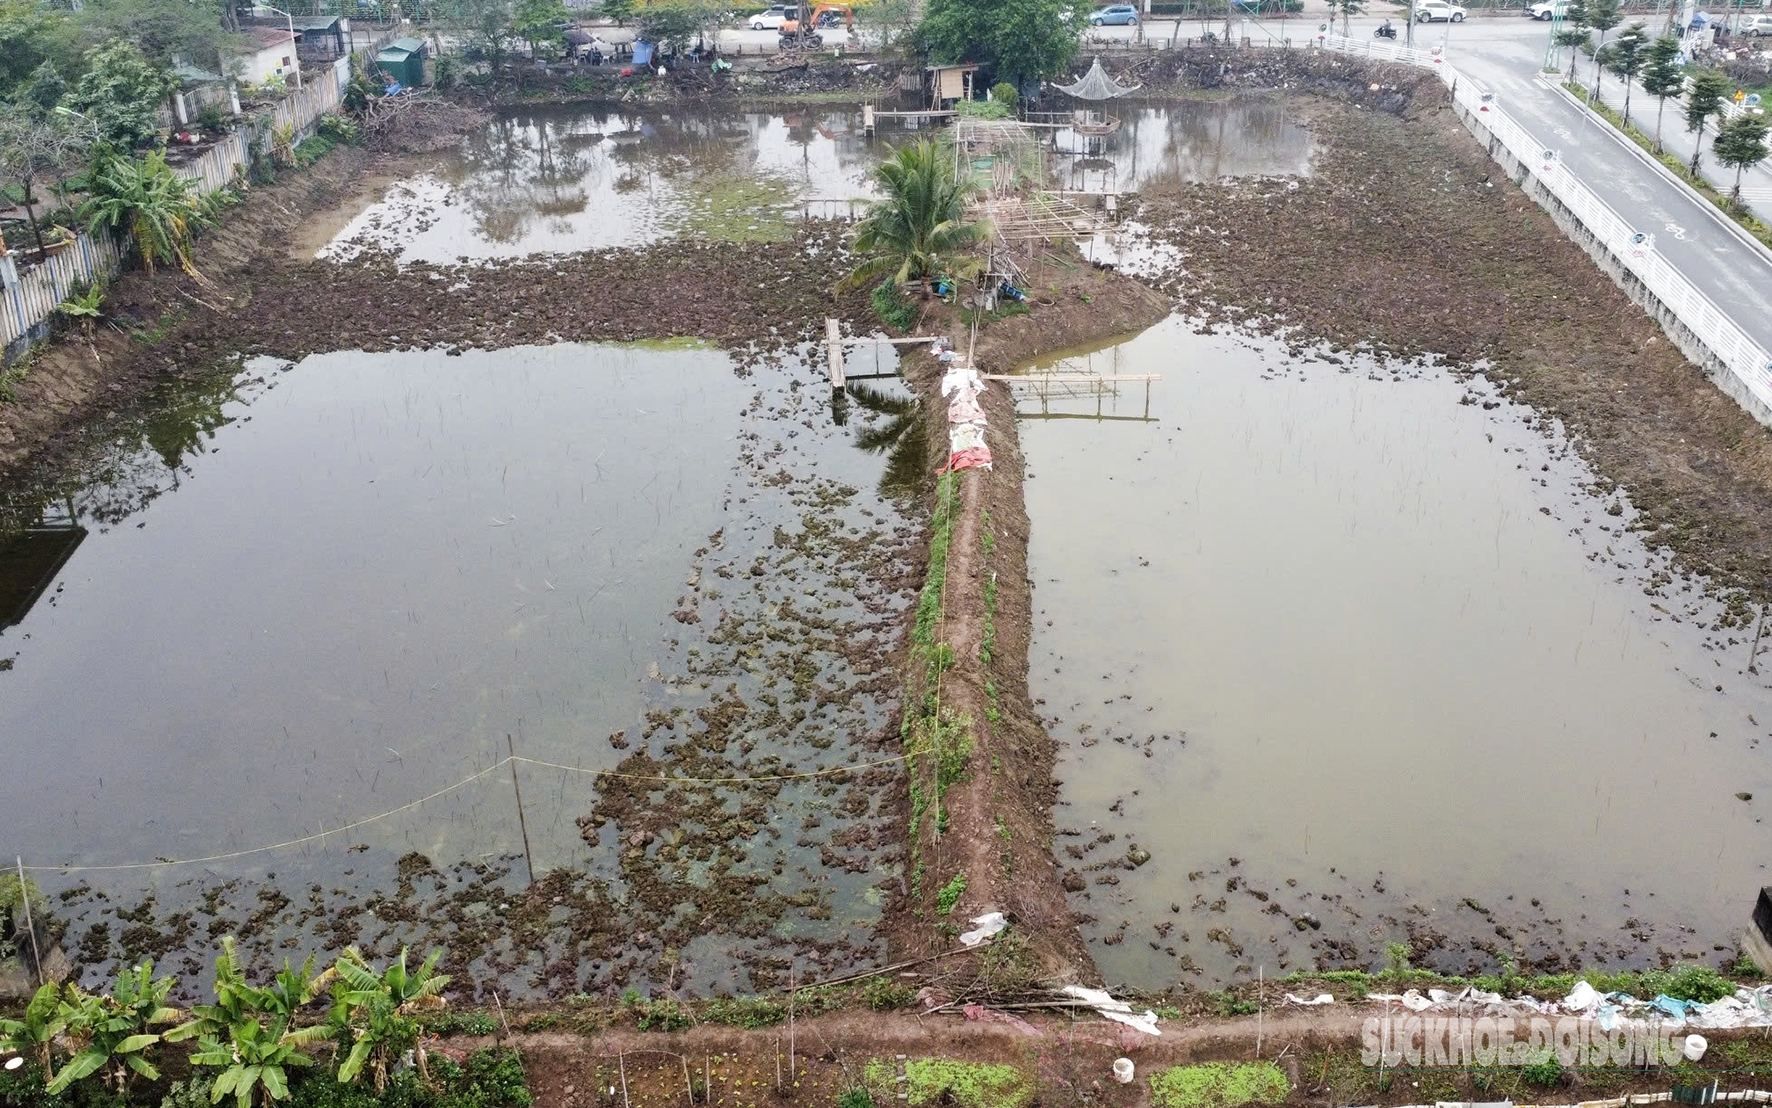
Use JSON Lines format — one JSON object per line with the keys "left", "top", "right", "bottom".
{"left": 1415, "top": 0, "right": 1468, "bottom": 21}
{"left": 1527, "top": 0, "right": 1569, "bottom": 19}
{"left": 1089, "top": 4, "right": 1141, "bottom": 25}
{"left": 749, "top": 5, "right": 793, "bottom": 29}
{"left": 1740, "top": 12, "right": 1772, "bottom": 34}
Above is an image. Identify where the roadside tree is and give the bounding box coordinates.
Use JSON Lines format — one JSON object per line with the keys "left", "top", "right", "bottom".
{"left": 1713, "top": 113, "right": 1770, "bottom": 209}
{"left": 1325, "top": 0, "right": 1367, "bottom": 36}
{"left": 1641, "top": 34, "right": 1684, "bottom": 152}
{"left": 512, "top": 0, "right": 570, "bottom": 58}
{"left": 916, "top": 0, "right": 1096, "bottom": 91}
{"left": 1603, "top": 21, "right": 1649, "bottom": 125}
{"left": 1580, "top": 0, "right": 1621, "bottom": 103}
{"left": 1683, "top": 66, "right": 1733, "bottom": 175}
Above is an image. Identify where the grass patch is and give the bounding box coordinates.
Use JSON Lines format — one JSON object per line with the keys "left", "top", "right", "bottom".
{"left": 1564, "top": 81, "right": 1772, "bottom": 250}
{"left": 1149, "top": 1062, "right": 1290, "bottom": 1108}
{"left": 666, "top": 171, "right": 795, "bottom": 243}
{"left": 871, "top": 281, "right": 918, "bottom": 332}
{"left": 623, "top": 336, "right": 715, "bottom": 351}
{"left": 935, "top": 871, "right": 966, "bottom": 915}
{"left": 863, "top": 1059, "right": 1031, "bottom": 1108}
{"left": 703, "top": 995, "right": 786, "bottom": 1028}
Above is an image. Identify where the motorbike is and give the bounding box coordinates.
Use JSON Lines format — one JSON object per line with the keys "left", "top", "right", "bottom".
{"left": 1374, "top": 22, "right": 1398, "bottom": 37}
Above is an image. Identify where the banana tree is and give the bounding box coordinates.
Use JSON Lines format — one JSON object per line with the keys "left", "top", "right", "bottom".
{"left": 0, "top": 983, "right": 71, "bottom": 1079}
{"left": 329, "top": 947, "right": 450, "bottom": 1092}
{"left": 49, "top": 961, "right": 182, "bottom": 1094}
{"left": 188, "top": 1017, "right": 319, "bottom": 1108}
{"left": 166, "top": 938, "right": 330, "bottom": 1108}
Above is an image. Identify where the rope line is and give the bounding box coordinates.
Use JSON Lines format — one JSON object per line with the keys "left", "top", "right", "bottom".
{"left": 23, "top": 752, "right": 911, "bottom": 875}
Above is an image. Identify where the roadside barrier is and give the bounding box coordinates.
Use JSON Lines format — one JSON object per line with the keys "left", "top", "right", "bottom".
{"left": 1321, "top": 34, "right": 1772, "bottom": 424}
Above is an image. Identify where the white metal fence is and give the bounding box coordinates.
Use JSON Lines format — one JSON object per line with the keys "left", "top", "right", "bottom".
{"left": 1318, "top": 34, "right": 1772, "bottom": 417}
{"left": 1, "top": 75, "right": 342, "bottom": 362}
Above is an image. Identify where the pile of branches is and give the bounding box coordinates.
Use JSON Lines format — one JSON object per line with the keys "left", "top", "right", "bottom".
{"left": 358, "top": 90, "right": 487, "bottom": 154}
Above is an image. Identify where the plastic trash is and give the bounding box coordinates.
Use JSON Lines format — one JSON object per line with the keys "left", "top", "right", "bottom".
{"left": 1563, "top": 980, "right": 1601, "bottom": 1011}
{"left": 959, "top": 912, "right": 1008, "bottom": 947}
{"left": 1285, "top": 993, "right": 1334, "bottom": 1006}
{"left": 1112, "top": 1059, "right": 1135, "bottom": 1084}
{"left": 1685, "top": 1034, "right": 1708, "bottom": 1061}
{"left": 1061, "top": 986, "right": 1162, "bottom": 1037}
{"left": 4, "top": 1058, "right": 23, "bottom": 1072}
{"left": 1655, "top": 994, "right": 1696, "bottom": 1020}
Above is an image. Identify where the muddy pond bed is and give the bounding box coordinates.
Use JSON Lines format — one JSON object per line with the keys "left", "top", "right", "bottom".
{"left": 1020, "top": 316, "right": 1772, "bottom": 988}
{"left": 0, "top": 341, "right": 922, "bottom": 998}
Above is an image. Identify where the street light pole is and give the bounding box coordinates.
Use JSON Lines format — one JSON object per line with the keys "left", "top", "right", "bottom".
{"left": 255, "top": 4, "right": 303, "bottom": 88}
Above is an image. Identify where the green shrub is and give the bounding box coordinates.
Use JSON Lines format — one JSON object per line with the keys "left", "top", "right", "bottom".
{"left": 1667, "top": 964, "right": 1735, "bottom": 1003}
{"left": 703, "top": 996, "right": 785, "bottom": 1029}
{"left": 935, "top": 872, "right": 966, "bottom": 915}
{"left": 634, "top": 998, "right": 692, "bottom": 1032}
{"left": 1149, "top": 1063, "right": 1289, "bottom": 1108}
{"left": 292, "top": 134, "right": 335, "bottom": 167}
{"left": 317, "top": 115, "right": 361, "bottom": 145}
{"left": 902, "top": 1060, "right": 1029, "bottom": 1108}
{"left": 862, "top": 975, "right": 915, "bottom": 1011}
{"left": 197, "top": 104, "right": 228, "bottom": 132}
{"left": 838, "top": 1090, "right": 873, "bottom": 1108}
{"left": 869, "top": 281, "right": 917, "bottom": 332}
{"left": 1521, "top": 1049, "right": 1563, "bottom": 1089}
{"left": 1205, "top": 990, "right": 1259, "bottom": 1017}
{"left": 989, "top": 82, "right": 1018, "bottom": 110}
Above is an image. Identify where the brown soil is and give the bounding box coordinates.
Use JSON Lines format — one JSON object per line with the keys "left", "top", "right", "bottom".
{"left": 878, "top": 267, "right": 1170, "bottom": 983}
{"left": 0, "top": 145, "right": 401, "bottom": 479}
{"left": 1131, "top": 84, "right": 1772, "bottom": 602}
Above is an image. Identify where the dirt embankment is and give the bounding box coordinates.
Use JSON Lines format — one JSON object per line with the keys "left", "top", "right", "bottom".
{"left": 1130, "top": 85, "right": 1772, "bottom": 602}
{"left": 0, "top": 145, "right": 399, "bottom": 478}
{"left": 878, "top": 268, "right": 1170, "bottom": 985}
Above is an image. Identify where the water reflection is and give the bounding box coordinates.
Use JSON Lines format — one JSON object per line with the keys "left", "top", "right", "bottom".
{"left": 325, "top": 104, "right": 886, "bottom": 262}
{"left": 847, "top": 381, "right": 927, "bottom": 500}
{"left": 1051, "top": 99, "right": 1313, "bottom": 193}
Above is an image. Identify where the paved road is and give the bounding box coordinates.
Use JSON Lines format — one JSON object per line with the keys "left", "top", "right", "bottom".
{"left": 1090, "top": 14, "right": 1772, "bottom": 352}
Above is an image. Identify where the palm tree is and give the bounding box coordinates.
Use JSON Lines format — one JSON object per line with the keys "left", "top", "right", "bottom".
{"left": 843, "top": 139, "right": 986, "bottom": 299}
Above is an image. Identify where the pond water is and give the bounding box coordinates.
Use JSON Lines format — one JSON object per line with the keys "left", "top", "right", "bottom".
{"left": 1050, "top": 99, "right": 1314, "bottom": 195}
{"left": 316, "top": 98, "right": 1313, "bottom": 262}
{"left": 0, "top": 342, "right": 920, "bottom": 996}
{"left": 322, "top": 104, "right": 888, "bottom": 262}
{"left": 1019, "top": 316, "right": 1772, "bottom": 987}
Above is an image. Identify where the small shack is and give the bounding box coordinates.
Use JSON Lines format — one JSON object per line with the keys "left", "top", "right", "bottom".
{"left": 291, "top": 15, "right": 349, "bottom": 63}
{"left": 374, "top": 36, "right": 427, "bottom": 89}
{"left": 927, "top": 63, "right": 981, "bottom": 109}
{"left": 1051, "top": 56, "right": 1139, "bottom": 137}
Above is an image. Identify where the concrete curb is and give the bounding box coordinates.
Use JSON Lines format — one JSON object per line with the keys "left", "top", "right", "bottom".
{"left": 1543, "top": 77, "right": 1772, "bottom": 269}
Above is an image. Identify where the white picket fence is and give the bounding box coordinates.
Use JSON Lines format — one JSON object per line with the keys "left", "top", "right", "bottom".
{"left": 1, "top": 76, "right": 342, "bottom": 362}
{"left": 1318, "top": 34, "right": 1772, "bottom": 419}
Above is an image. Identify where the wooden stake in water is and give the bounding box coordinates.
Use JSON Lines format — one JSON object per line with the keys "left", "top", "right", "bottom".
{"left": 15, "top": 858, "right": 42, "bottom": 986}
{"left": 1256, "top": 965, "right": 1264, "bottom": 1059}
{"left": 789, "top": 965, "right": 797, "bottom": 1097}
{"left": 507, "top": 734, "right": 535, "bottom": 886}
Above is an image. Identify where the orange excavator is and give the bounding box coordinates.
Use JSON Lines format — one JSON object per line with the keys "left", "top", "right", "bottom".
{"left": 779, "top": 2, "right": 853, "bottom": 48}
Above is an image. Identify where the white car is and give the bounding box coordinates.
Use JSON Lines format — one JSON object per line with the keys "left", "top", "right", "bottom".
{"left": 1740, "top": 12, "right": 1772, "bottom": 34}
{"left": 1416, "top": 0, "right": 1468, "bottom": 20}
{"left": 1527, "top": 0, "right": 1569, "bottom": 19}
{"left": 749, "top": 6, "right": 791, "bottom": 29}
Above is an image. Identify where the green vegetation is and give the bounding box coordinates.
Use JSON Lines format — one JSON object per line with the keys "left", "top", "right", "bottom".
{"left": 862, "top": 1058, "right": 1031, "bottom": 1108}
{"left": 1684, "top": 67, "right": 1734, "bottom": 177}
{"left": 1714, "top": 113, "right": 1771, "bottom": 208}
{"left": 870, "top": 280, "right": 919, "bottom": 332}
{"left": 1149, "top": 1062, "right": 1289, "bottom": 1108}
{"left": 844, "top": 139, "right": 984, "bottom": 298}
{"left": 935, "top": 871, "right": 967, "bottom": 915}
{"left": 0, "top": 939, "right": 505, "bottom": 1108}
{"left": 953, "top": 98, "right": 1013, "bottom": 120}
{"left": 81, "top": 147, "right": 226, "bottom": 279}
{"left": 915, "top": 0, "right": 1094, "bottom": 89}
{"left": 702, "top": 996, "right": 785, "bottom": 1028}
{"left": 1564, "top": 80, "right": 1772, "bottom": 249}
{"left": 60, "top": 40, "right": 177, "bottom": 148}
{"left": 862, "top": 975, "right": 916, "bottom": 1011}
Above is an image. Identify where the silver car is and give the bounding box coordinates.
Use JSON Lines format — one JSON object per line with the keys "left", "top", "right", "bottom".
{"left": 1739, "top": 12, "right": 1772, "bottom": 34}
